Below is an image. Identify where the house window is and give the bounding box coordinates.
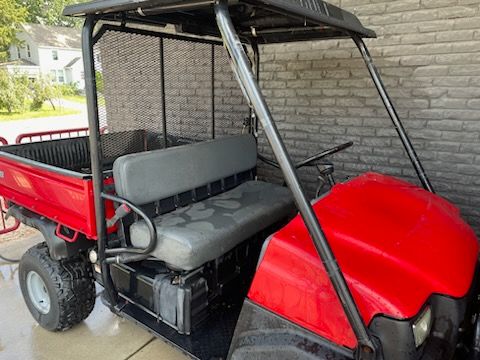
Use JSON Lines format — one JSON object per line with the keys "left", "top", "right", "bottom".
{"left": 50, "top": 69, "right": 65, "bottom": 83}
{"left": 52, "top": 50, "right": 58, "bottom": 60}
{"left": 57, "top": 70, "right": 64, "bottom": 83}
{"left": 27, "top": 45, "right": 31, "bottom": 58}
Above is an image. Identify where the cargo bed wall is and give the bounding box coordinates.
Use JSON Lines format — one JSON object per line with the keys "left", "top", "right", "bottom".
{"left": 1, "top": 130, "right": 156, "bottom": 173}
{"left": 0, "top": 154, "right": 98, "bottom": 238}
{"left": 3, "top": 137, "right": 91, "bottom": 172}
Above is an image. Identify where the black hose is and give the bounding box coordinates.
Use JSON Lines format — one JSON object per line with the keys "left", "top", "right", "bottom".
{"left": 105, "top": 253, "right": 151, "bottom": 264}
{"left": 101, "top": 193, "right": 157, "bottom": 256}
{"left": 0, "top": 253, "right": 20, "bottom": 263}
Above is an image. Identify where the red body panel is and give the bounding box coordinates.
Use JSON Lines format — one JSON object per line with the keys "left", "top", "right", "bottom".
{"left": 249, "top": 172, "right": 479, "bottom": 349}
{"left": 0, "top": 156, "right": 98, "bottom": 239}
{"left": 104, "top": 176, "right": 118, "bottom": 233}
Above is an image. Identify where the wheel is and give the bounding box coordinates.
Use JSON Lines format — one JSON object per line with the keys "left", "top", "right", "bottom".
{"left": 19, "top": 242, "right": 96, "bottom": 331}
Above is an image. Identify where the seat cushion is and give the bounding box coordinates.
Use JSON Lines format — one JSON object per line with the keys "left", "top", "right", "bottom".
{"left": 129, "top": 181, "right": 295, "bottom": 270}
{"left": 113, "top": 135, "right": 257, "bottom": 205}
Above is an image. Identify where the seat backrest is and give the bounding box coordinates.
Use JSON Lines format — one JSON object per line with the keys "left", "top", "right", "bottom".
{"left": 113, "top": 135, "right": 257, "bottom": 205}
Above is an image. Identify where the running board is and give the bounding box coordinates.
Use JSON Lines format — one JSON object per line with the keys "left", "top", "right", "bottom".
{"left": 103, "top": 294, "right": 242, "bottom": 360}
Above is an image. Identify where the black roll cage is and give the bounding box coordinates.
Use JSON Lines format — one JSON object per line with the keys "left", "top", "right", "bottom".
{"left": 80, "top": 2, "right": 434, "bottom": 358}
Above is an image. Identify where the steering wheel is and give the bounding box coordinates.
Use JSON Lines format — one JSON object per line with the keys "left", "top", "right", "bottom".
{"left": 258, "top": 141, "right": 353, "bottom": 169}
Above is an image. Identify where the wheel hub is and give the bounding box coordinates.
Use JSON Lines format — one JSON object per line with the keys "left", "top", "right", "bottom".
{"left": 26, "top": 271, "right": 51, "bottom": 314}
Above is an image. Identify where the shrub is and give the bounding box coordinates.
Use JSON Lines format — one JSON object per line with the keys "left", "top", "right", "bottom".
{"left": 58, "top": 83, "right": 80, "bottom": 96}
{"left": 0, "top": 69, "right": 30, "bottom": 113}
{"left": 30, "top": 76, "right": 61, "bottom": 111}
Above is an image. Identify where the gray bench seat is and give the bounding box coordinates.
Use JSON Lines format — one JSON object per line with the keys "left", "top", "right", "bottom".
{"left": 129, "top": 180, "right": 294, "bottom": 270}
{"left": 113, "top": 134, "right": 295, "bottom": 271}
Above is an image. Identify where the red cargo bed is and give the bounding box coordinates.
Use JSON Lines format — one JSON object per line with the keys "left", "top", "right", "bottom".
{"left": 0, "top": 145, "right": 98, "bottom": 238}
{"left": 0, "top": 130, "right": 153, "bottom": 240}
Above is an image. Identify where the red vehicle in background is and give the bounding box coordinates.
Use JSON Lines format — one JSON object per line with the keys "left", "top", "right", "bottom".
{"left": 0, "top": 1, "right": 478, "bottom": 359}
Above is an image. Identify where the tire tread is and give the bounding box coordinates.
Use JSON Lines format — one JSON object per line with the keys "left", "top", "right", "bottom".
{"left": 22, "top": 242, "right": 95, "bottom": 331}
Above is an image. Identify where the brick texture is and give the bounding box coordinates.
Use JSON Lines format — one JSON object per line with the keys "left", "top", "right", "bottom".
{"left": 98, "top": 2, "right": 480, "bottom": 235}
{"left": 256, "top": 0, "right": 480, "bottom": 234}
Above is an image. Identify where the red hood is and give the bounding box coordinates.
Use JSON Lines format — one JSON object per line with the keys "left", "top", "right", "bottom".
{"left": 249, "top": 173, "right": 479, "bottom": 348}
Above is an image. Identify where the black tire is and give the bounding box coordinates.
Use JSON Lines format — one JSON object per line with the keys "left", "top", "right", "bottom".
{"left": 19, "top": 242, "right": 96, "bottom": 331}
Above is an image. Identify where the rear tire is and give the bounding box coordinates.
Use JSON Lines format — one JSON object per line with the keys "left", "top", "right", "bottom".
{"left": 19, "top": 242, "right": 96, "bottom": 331}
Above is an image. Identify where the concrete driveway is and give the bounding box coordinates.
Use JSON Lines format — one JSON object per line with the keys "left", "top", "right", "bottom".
{"left": 0, "top": 234, "right": 188, "bottom": 360}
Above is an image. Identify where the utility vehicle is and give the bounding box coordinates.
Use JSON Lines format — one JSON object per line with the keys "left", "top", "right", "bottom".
{"left": 0, "top": 1, "right": 478, "bottom": 359}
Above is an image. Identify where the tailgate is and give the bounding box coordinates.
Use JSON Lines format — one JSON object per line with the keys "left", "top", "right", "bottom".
{"left": 0, "top": 153, "right": 97, "bottom": 239}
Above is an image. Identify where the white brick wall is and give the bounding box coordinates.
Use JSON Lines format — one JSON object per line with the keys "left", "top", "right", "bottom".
{"left": 257, "top": 0, "right": 480, "bottom": 234}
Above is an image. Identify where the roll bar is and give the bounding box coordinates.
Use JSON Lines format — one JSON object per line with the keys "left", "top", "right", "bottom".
{"left": 214, "top": 1, "right": 377, "bottom": 357}
{"left": 353, "top": 36, "right": 434, "bottom": 193}
{"left": 82, "top": 16, "right": 118, "bottom": 305}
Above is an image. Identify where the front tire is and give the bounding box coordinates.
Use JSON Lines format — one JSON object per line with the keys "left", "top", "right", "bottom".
{"left": 19, "top": 242, "right": 96, "bottom": 331}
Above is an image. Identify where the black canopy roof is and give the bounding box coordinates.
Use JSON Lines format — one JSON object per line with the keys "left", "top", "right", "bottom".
{"left": 63, "top": 0, "right": 375, "bottom": 43}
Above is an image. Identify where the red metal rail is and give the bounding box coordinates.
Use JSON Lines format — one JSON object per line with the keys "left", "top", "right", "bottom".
{"left": 0, "top": 137, "right": 21, "bottom": 235}
{"left": 0, "top": 198, "right": 20, "bottom": 235}
{"left": 16, "top": 127, "right": 89, "bottom": 144}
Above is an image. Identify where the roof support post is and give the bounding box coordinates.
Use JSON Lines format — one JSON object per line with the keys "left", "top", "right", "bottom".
{"left": 214, "top": 1, "right": 377, "bottom": 357}
{"left": 353, "top": 36, "right": 434, "bottom": 193}
{"left": 252, "top": 42, "right": 260, "bottom": 135}
{"left": 82, "top": 15, "right": 118, "bottom": 306}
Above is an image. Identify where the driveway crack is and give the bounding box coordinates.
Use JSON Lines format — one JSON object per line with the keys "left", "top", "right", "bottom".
{"left": 124, "top": 337, "right": 156, "bottom": 359}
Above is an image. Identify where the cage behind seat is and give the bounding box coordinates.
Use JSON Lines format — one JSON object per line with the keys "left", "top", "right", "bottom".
{"left": 113, "top": 134, "right": 295, "bottom": 270}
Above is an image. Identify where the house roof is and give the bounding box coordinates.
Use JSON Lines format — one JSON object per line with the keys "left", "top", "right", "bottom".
{"left": 63, "top": 0, "right": 376, "bottom": 42}
{"left": 21, "top": 23, "right": 81, "bottom": 49}
{"left": 65, "top": 57, "right": 81, "bottom": 68}
{"left": 0, "top": 59, "right": 38, "bottom": 67}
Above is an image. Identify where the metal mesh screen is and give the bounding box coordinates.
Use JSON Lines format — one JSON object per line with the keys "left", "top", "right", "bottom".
{"left": 164, "top": 39, "right": 213, "bottom": 141}
{"left": 215, "top": 46, "right": 251, "bottom": 138}
{"left": 93, "top": 26, "right": 250, "bottom": 162}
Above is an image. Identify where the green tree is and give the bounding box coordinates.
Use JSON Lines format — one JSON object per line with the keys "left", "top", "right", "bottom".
{"left": 0, "top": 70, "right": 30, "bottom": 113}
{"left": 0, "top": 0, "right": 27, "bottom": 60}
{"left": 17, "top": 0, "right": 86, "bottom": 28}
{"left": 30, "top": 75, "right": 61, "bottom": 110}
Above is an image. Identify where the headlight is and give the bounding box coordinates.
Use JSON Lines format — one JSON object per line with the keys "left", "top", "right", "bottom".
{"left": 412, "top": 306, "right": 432, "bottom": 347}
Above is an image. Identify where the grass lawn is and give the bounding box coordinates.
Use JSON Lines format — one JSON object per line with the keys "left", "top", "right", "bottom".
{"left": 0, "top": 103, "right": 80, "bottom": 122}
{"left": 63, "top": 95, "right": 86, "bottom": 104}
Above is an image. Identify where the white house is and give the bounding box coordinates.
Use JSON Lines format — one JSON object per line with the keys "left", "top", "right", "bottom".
{"left": 2, "top": 24, "right": 84, "bottom": 90}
